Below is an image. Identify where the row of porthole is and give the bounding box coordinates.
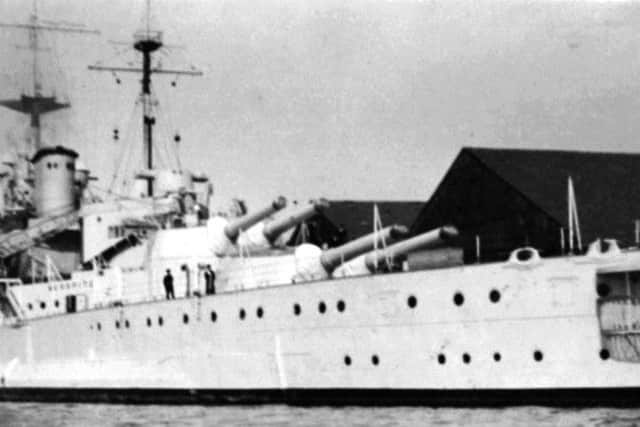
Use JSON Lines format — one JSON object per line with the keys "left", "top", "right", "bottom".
{"left": 344, "top": 354, "right": 379, "bottom": 366}
{"left": 94, "top": 298, "right": 349, "bottom": 331}
{"left": 434, "top": 349, "right": 611, "bottom": 364}
{"left": 406, "top": 289, "right": 502, "bottom": 309}
{"left": 27, "top": 300, "right": 60, "bottom": 310}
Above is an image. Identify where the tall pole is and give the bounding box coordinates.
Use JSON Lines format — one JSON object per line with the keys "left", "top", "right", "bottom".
{"left": 134, "top": 36, "right": 161, "bottom": 196}
{"left": 29, "top": 11, "right": 41, "bottom": 150}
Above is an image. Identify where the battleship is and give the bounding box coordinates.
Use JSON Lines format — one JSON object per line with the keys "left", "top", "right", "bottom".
{"left": 0, "top": 3, "right": 639, "bottom": 407}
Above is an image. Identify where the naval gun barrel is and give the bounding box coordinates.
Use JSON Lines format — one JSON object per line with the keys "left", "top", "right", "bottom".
{"left": 320, "top": 225, "right": 408, "bottom": 273}
{"left": 262, "top": 198, "right": 329, "bottom": 243}
{"left": 363, "top": 225, "right": 458, "bottom": 271}
{"left": 224, "top": 196, "right": 287, "bottom": 241}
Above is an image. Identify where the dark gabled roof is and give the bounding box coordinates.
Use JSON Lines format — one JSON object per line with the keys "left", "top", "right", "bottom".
{"left": 464, "top": 147, "right": 640, "bottom": 244}
{"left": 287, "top": 200, "right": 423, "bottom": 247}
{"left": 321, "top": 200, "right": 423, "bottom": 239}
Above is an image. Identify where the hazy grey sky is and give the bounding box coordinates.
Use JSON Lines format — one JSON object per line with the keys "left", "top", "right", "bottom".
{"left": 1, "top": 0, "right": 639, "bottom": 209}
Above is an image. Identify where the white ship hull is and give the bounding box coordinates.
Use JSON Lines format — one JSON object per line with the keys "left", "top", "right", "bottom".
{"left": 0, "top": 252, "right": 638, "bottom": 406}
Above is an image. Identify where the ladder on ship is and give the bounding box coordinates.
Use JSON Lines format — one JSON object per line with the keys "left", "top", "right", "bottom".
{"left": 0, "top": 209, "right": 79, "bottom": 259}
{"left": 0, "top": 279, "right": 25, "bottom": 325}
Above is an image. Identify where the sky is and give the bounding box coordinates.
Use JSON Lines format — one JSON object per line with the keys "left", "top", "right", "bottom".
{"left": 0, "top": 0, "right": 640, "bottom": 211}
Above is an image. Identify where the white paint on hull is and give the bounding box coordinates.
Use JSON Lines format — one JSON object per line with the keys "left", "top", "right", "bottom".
{"left": 0, "top": 253, "right": 639, "bottom": 391}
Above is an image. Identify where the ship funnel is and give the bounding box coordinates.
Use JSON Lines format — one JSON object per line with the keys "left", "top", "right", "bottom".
{"left": 363, "top": 225, "right": 458, "bottom": 271}
{"left": 224, "top": 196, "right": 287, "bottom": 241}
{"left": 263, "top": 198, "right": 329, "bottom": 243}
{"left": 320, "top": 225, "right": 408, "bottom": 273}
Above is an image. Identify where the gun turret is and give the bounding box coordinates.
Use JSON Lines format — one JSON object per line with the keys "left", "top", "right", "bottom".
{"left": 225, "top": 196, "right": 287, "bottom": 241}
{"left": 263, "top": 198, "right": 329, "bottom": 243}
{"left": 294, "top": 225, "right": 408, "bottom": 281}
{"left": 208, "top": 196, "right": 287, "bottom": 255}
{"left": 237, "top": 198, "right": 330, "bottom": 250}
{"left": 333, "top": 225, "right": 458, "bottom": 277}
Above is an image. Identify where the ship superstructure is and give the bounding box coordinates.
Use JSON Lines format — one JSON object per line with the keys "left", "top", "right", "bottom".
{"left": 0, "top": 3, "right": 640, "bottom": 407}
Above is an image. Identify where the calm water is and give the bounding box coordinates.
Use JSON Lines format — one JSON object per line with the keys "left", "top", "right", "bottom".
{"left": 0, "top": 404, "right": 639, "bottom": 427}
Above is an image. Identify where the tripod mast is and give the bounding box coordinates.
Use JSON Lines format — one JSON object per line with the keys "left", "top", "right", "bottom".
{"left": 0, "top": 1, "right": 98, "bottom": 152}
{"left": 89, "top": 1, "right": 202, "bottom": 197}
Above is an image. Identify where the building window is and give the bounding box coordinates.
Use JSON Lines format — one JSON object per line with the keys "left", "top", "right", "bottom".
{"left": 462, "top": 353, "right": 471, "bottom": 364}
{"left": 54, "top": 300, "right": 59, "bottom": 308}
{"left": 293, "top": 303, "right": 301, "bottom": 316}
{"left": 600, "top": 349, "right": 610, "bottom": 360}
{"left": 493, "top": 352, "right": 501, "bottom": 362}
{"left": 437, "top": 354, "right": 446, "bottom": 364}
{"left": 256, "top": 307, "right": 264, "bottom": 318}
{"left": 146, "top": 317, "right": 152, "bottom": 327}
{"left": 108, "top": 225, "right": 126, "bottom": 239}
{"left": 115, "top": 320, "right": 120, "bottom": 329}
{"left": 239, "top": 308, "right": 246, "bottom": 320}
{"left": 125, "top": 320, "right": 130, "bottom": 328}
{"left": 97, "top": 322, "right": 101, "bottom": 331}
{"left": 183, "top": 313, "right": 189, "bottom": 324}
{"left": 336, "top": 300, "right": 346, "bottom": 312}
{"left": 371, "top": 355, "right": 380, "bottom": 366}
{"left": 344, "top": 355, "right": 352, "bottom": 366}
{"left": 158, "top": 316, "right": 164, "bottom": 326}
{"left": 27, "top": 303, "right": 33, "bottom": 310}
{"left": 210, "top": 311, "right": 217, "bottom": 322}
{"left": 40, "top": 302, "right": 46, "bottom": 309}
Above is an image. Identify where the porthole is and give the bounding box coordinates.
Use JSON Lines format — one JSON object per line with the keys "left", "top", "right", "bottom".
{"left": 371, "top": 355, "right": 380, "bottom": 366}
{"left": 125, "top": 320, "right": 130, "bottom": 328}
{"left": 293, "top": 303, "right": 301, "bottom": 316}
{"left": 158, "top": 316, "right": 164, "bottom": 326}
{"left": 337, "top": 300, "right": 346, "bottom": 312}
{"left": 493, "top": 352, "right": 501, "bottom": 362}
{"left": 533, "top": 350, "right": 543, "bottom": 362}
{"left": 453, "top": 292, "right": 464, "bottom": 306}
{"left": 437, "top": 354, "right": 446, "bottom": 364}
{"left": 183, "top": 313, "right": 189, "bottom": 324}
{"left": 239, "top": 308, "right": 246, "bottom": 320}
{"left": 146, "top": 317, "right": 151, "bottom": 327}
{"left": 596, "top": 283, "right": 611, "bottom": 298}
{"left": 344, "top": 355, "right": 352, "bottom": 366}
{"left": 407, "top": 295, "right": 417, "bottom": 309}
{"left": 600, "top": 349, "right": 610, "bottom": 360}
{"left": 210, "top": 311, "right": 217, "bottom": 322}
{"left": 40, "top": 302, "right": 46, "bottom": 309}
{"left": 318, "top": 301, "right": 326, "bottom": 314}
{"left": 256, "top": 307, "right": 264, "bottom": 318}
{"left": 115, "top": 320, "right": 120, "bottom": 329}
{"left": 489, "top": 289, "right": 501, "bottom": 303}
{"left": 462, "top": 353, "right": 471, "bottom": 364}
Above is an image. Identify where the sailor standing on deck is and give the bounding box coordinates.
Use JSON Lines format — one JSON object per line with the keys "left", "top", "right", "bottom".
{"left": 204, "top": 264, "right": 216, "bottom": 295}
{"left": 163, "top": 269, "right": 175, "bottom": 299}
